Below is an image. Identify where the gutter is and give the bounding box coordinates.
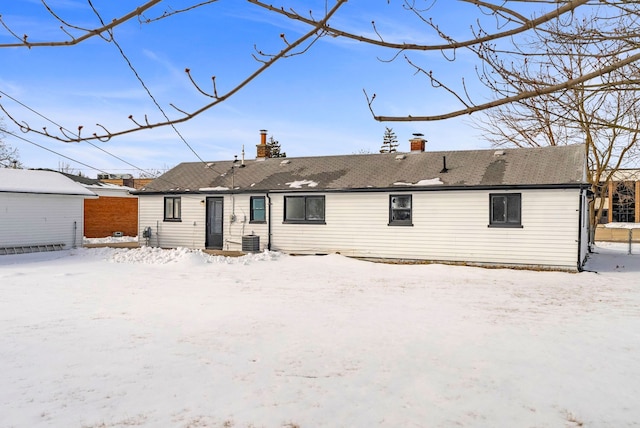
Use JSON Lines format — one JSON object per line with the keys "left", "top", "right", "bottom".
{"left": 266, "top": 192, "right": 272, "bottom": 251}
{"left": 577, "top": 188, "right": 585, "bottom": 272}
{"left": 0, "top": 190, "right": 98, "bottom": 198}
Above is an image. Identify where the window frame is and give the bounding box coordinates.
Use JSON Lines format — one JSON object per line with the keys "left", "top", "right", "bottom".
{"left": 164, "top": 196, "right": 182, "bottom": 222}
{"left": 283, "top": 195, "right": 326, "bottom": 224}
{"left": 489, "top": 193, "right": 522, "bottom": 228}
{"left": 389, "top": 194, "right": 413, "bottom": 226}
{"left": 612, "top": 181, "right": 636, "bottom": 223}
{"left": 250, "top": 196, "right": 266, "bottom": 223}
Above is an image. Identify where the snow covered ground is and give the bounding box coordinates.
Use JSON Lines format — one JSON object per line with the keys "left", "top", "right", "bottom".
{"left": 1, "top": 243, "right": 639, "bottom": 427}
{"left": 83, "top": 236, "right": 139, "bottom": 245}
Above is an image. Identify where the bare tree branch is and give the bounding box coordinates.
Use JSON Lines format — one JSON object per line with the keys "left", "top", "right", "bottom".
{"left": 1, "top": 0, "right": 349, "bottom": 143}
{"left": 248, "top": 0, "right": 591, "bottom": 53}
{"left": 0, "top": 0, "right": 163, "bottom": 48}
{"left": 474, "top": 9, "right": 640, "bottom": 239}
{"left": 139, "top": 0, "right": 218, "bottom": 24}
{"left": 372, "top": 51, "right": 640, "bottom": 121}
{"left": 0, "top": 118, "right": 22, "bottom": 168}
{"left": 1, "top": 0, "right": 639, "bottom": 146}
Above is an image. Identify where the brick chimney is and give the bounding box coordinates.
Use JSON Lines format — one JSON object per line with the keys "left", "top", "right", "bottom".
{"left": 409, "top": 133, "right": 426, "bottom": 152}
{"left": 256, "top": 129, "right": 271, "bottom": 159}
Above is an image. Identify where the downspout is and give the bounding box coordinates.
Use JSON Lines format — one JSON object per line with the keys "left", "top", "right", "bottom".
{"left": 73, "top": 221, "right": 77, "bottom": 249}
{"left": 231, "top": 164, "right": 237, "bottom": 222}
{"left": 266, "top": 192, "right": 272, "bottom": 250}
{"left": 577, "top": 188, "right": 585, "bottom": 272}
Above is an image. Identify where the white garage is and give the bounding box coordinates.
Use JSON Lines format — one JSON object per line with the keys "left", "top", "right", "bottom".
{"left": 0, "top": 169, "right": 96, "bottom": 255}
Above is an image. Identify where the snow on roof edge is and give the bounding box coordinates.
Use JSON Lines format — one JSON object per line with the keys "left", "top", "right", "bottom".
{"left": 0, "top": 169, "right": 97, "bottom": 196}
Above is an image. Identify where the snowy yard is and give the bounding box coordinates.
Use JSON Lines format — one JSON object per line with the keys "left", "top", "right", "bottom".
{"left": 1, "top": 243, "right": 639, "bottom": 428}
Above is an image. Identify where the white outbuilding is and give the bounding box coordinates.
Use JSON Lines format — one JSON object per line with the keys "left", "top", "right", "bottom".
{"left": 0, "top": 169, "right": 97, "bottom": 255}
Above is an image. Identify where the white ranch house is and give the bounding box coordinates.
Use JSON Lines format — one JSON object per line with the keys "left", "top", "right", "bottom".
{"left": 0, "top": 169, "right": 96, "bottom": 255}
{"left": 135, "top": 135, "right": 589, "bottom": 271}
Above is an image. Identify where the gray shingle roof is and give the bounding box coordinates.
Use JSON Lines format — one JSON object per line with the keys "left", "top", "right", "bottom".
{"left": 137, "top": 144, "right": 586, "bottom": 194}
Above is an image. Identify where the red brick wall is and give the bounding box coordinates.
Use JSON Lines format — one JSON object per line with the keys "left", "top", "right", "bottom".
{"left": 84, "top": 196, "right": 138, "bottom": 238}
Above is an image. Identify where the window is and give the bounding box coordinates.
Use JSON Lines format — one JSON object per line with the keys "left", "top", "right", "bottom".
{"left": 490, "top": 193, "right": 521, "bottom": 227}
{"left": 284, "top": 196, "right": 325, "bottom": 223}
{"left": 389, "top": 194, "right": 412, "bottom": 226}
{"left": 164, "top": 196, "right": 181, "bottom": 221}
{"left": 250, "top": 196, "right": 266, "bottom": 223}
{"left": 612, "top": 181, "right": 636, "bottom": 223}
{"left": 599, "top": 209, "right": 609, "bottom": 224}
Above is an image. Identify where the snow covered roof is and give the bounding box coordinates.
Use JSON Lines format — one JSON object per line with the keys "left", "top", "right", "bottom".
{"left": 136, "top": 144, "right": 587, "bottom": 194}
{"left": 0, "top": 169, "right": 97, "bottom": 196}
{"left": 53, "top": 171, "right": 136, "bottom": 192}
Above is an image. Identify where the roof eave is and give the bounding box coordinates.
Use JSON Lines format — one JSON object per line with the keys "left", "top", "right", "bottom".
{"left": 135, "top": 182, "right": 586, "bottom": 195}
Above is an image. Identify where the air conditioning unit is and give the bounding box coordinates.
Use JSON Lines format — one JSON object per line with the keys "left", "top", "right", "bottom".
{"left": 242, "top": 235, "right": 260, "bottom": 252}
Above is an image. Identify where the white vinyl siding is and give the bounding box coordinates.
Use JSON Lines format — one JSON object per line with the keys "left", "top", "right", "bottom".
{"left": 269, "top": 189, "right": 581, "bottom": 270}
{"left": 138, "top": 188, "right": 582, "bottom": 270}
{"left": 139, "top": 195, "right": 206, "bottom": 248}
{"left": 0, "top": 193, "right": 85, "bottom": 249}
{"left": 138, "top": 194, "right": 270, "bottom": 251}
{"left": 223, "top": 194, "right": 269, "bottom": 250}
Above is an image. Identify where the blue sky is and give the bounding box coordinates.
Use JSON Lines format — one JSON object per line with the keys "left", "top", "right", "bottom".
{"left": 1, "top": 1, "right": 500, "bottom": 176}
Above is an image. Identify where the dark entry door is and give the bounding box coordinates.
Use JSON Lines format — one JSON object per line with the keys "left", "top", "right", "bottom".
{"left": 206, "top": 197, "right": 224, "bottom": 249}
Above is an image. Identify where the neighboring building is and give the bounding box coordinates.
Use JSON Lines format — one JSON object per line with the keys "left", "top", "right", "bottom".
{"left": 595, "top": 169, "right": 640, "bottom": 224}
{"left": 593, "top": 169, "right": 640, "bottom": 242}
{"left": 135, "top": 132, "right": 589, "bottom": 271}
{"left": 97, "top": 173, "right": 154, "bottom": 190}
{"left": 0, "top": 169, "right": 96, "bottom": 254}
{"left": 58, "top": 172, "right": 138, "bottom": 238}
